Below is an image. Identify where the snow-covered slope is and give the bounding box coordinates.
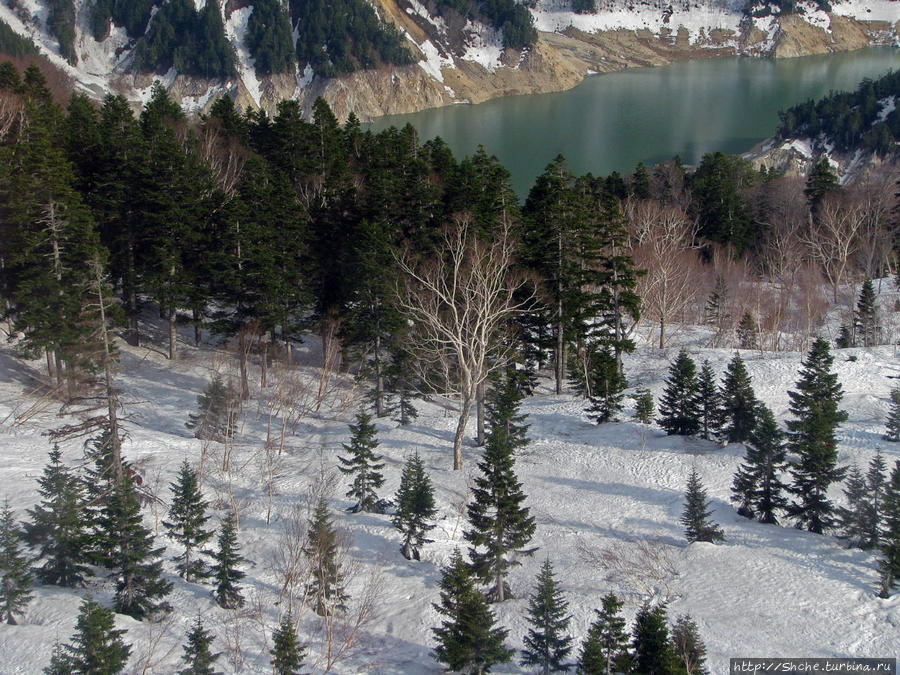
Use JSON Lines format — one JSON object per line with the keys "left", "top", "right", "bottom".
{"left": 1, "top": 283, "right": 899, "bottom": 672}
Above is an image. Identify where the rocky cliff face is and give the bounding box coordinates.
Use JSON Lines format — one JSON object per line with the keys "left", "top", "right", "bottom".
{"left": 0, "top": 0, "right": 897, "bottom": 120}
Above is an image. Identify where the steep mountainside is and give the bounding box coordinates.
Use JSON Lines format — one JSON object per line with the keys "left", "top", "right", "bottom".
{"left": 0, "top": 0, "right": 897, "bottom": 119}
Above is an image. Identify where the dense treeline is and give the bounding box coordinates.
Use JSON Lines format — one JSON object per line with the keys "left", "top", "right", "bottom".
{"left": 47, "top": 0, "right": 76, "bottom": 65}
{"left": 777, "top": 69, "right": 900, "bottom": 156}
{"left": 246, "top": 0, "right": 296, "bottom": 76}
{"left": 134, "top": 0, "right": 236, "bottom": 79}
{"left": 743, "top": 0, "right": 833, "bottom": 17}
{"left": 0, "top": 20, "right": 38, "bottom": 59}
{"left": 290, "top": 0, "right": 414, "bottom": 78}
{"left": 436, "top": 0, "right": 538, "bottom": 49}
{"left": 90, "top": 0, "right": 159, "bottom": 40}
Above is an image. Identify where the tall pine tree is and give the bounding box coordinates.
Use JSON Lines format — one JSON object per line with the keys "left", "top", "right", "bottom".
{"left": 577, "top": 592, "right": 631, "bottom": 675}
{"left": 0, "top": 500, "right": 32, "bottom": 624}
{"left": 50, "top": 597, "right": 131, "bottom": 675}
{"left": 631, "top": 603, "right": 678, "bottom": 675}
{"left": 520, "top": 559, "right": 573, "bottom": 674}
{"left": 392, "top": 451, "right": 437, "bottom": 561}
{"left": 785, "top": 338, "right": 848, "bottom": 534}
{"left": 731, "top": 404, "right": 788, "bottom": 525}
{"left": 211, "top": 512, "right": 246, "bottom": 609}
{"left": 303, "top": 497, "right": 347, "bottom": 616}
{"left": 854, "top": 278, "right": 882, "bottom": 347}
{"left": 719, "top": 353, "right": 757, "bottom": 444}
{"left": 179, "top": 616, "right": 221, "bottom": 675}
{"left": 696, "top": 360, "right": 721, "bottom": 442}
{"left": 658, "top": 349, "right": 701, "bottom": 436}
{"left": 271, "top": 613, "right": 306, "bottom": 675}
{"left": 338, "top": 411, "right": 387, "bottom": 513}
{"left": 877, "top": 460, "right": 900, "bottom": 597}
{"left": 681, "top": 468, "right": 724, "bottom": 544}
{"left": 163, "top": 460, "right": 213, "bottom": 581}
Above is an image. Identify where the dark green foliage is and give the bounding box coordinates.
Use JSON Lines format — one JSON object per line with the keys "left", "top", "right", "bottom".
{"left": 432, "top": 549, "right": 513, "bottom": 673}
{"left": 878, "top": 460, "right": 900, "bottom": 597}
{"left": 658, "top": 349, "right": 701, "bottom": 436}
{"left": 134, "top": 0, "right": 236, "bottom": 78}
{"left": 338, "top": 411, "right": 387, "bottom": 513}
{"left": 392, "top": 451, "right": 437, "bottom": 561}
{"left": 734, "top": 404, "right": 788, "bottom": 525}
{"left": 520, "top": 559, "right": 573, "bottom": 674}
{"left": 744, "top": 0, "right": 831, "bottom": 16}
{"left": 304, "top": 497, "right": 347, "bottom": 616}
{"left": 696, "top": 361, "right": 721, "bottom": 442}
{"left": 737, "top": 311, "right": 757, "bottom": 350}
{"left": 211, "top": 512, "right": 246, "bottom": 609}
{"left": 572, "top": 0, "right": 596, "bottom": 13}
{"left": 99, "top": 474, "right": 173, "bottom": 619}
{"left": 577, "top": 592, "right": 630, "bottom": 675}
{"left": 186, "top": 374, "right": 236, "bottom": 443}
{"left": 90, "top": 0, "right": 159, "bottom": 39}
{"left": 719, "top": 354, "right": 757, "bottom": 444}
{"left": 690, "top": 152, "right": 758, "bottom": 253}
{"left": 481, "top": 0, "right": 538, "bottom": 48}
{"left": 179, "top": 616, "right": 221, "bottom": 675}
{"left": 786, "top": 338, "right": 848, "bottom": 534}
{"left": 865, "top": 450, "right": 888, "bottom": 549}
{"left": 0, "top": 20, "right": 38, "bottom": 58}
{"left": 778, "top": 71, "right": 900, "bottom": 156}
{"left": 839, "top": 451, "right": 886, "bottom": 550}
{"left": 681, "top": 468, "right": 724, "bottom": 544}
{"left": 49, "top": 597, "right": 131, "bottom": 675}
{"left": 291, "top": 0, "right": 414, "bottom": 78}
{"left": 163, "top": 460, "right": 213, "bottom": 581}
{"left": 246, "top": 0, "right": 297, "bottom": 76}
{"left": 0, "top": 500, "right": 32, "bottom": 624}
{"left": 48, "top": 0, "right": 77, "bottom": 64}
{"left": 704, "top": 274, "right": 729, "bottom": 335}
{"left": 385, "top": 344, "right": 419, "bottom": 426}
{"left": 804, "top": 159, "right": 840, "bottom": 213}
{"left": 465, "top": 376, "right": 537, "bottom": 602}
{"left": 854, "top": 278, "right": 882, "bottom": 347}
{"left": 670, "top": 614, "right": 708, "bottom": 675}
{"left": 271, "top": 613, "right": 306, "bottom": 675}
{"left": 886, "top": 389, "right": 900, "bottom": 442}
{"left": 634, "top": 388, "right": 655, "bottom": 425}
{"left": 24, "top": 448, "right": 91, "bottom": 587}
{"left": 631, "top": 604, "right": 678, "bottom": 675}
{"left": 585, "top": 347, "right": 627, "bottom": 424}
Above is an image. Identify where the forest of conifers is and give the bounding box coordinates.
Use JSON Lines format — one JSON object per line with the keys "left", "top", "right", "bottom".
{"left": 0, "top": 57, "right": 898, "bottom": 421}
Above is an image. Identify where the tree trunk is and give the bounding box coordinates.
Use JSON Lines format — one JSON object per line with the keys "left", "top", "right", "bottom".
{"left": 659, "top": 315, "right": 666, "bottom": 350}
{"left": 453, "top": 394, "right": 474, "bottom": 470}
{"left": 555, "top": 320, "right": 564, "bottom": 395}
{"left": 193, "top": 308, "right": 202, "bottom": 346}
{"left": 476, "top": 381, "right": 486, "bottom": 447}
{"left": 168, "top": 305, "right": 177, "bottom": 360}
{"left": 126, "top": 241, "right": 139, "bottom": 347}
{"left": 495, "top": 567, "right": 505, "bottom": 603}
{"left": 239, "top": 329, "right": 250, "bottom": 401}
{"left": 54, "top": 350, "right": 64, "bottom": 389}
{"left": 374, "top": 332, "right": 384, "bottom": 418}
{"left": 46, "top": 350, "right": 55, "bottom": 380}
{"left": 260, "top": 335, "right": 269, "bottom": 389}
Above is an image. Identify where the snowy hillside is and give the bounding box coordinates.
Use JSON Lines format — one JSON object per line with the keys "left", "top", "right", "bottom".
{"left": 1, "top": 283, "right": 899, "bottom": 673}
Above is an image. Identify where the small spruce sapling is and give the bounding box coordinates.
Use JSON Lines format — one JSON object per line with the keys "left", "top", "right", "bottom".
{"left": 719, "top": 353, "right": 757, "bottom": 444}
{"left": 577, "top": 592, "right": 631, "bottom": 675}
{"left": 838, "top": 464, "right": 871, "bottom": 549}
{"left": 0, "top": 500, "right": 33, "bottom": 624}
{"left": 744, "top": 404, "right": 788, "bottom": 525}
{"left": 304, "top": 497, "right": 347, "bottom": 616}
{"left": 670, "top": 614, "right": 708, "bottom": 675}
{"left": 885, "top": 389, "right": 900, "bottom": 441}
{"left": 681, "top": 468, "right": 724, "bottom": 544}
{"left": 658, "top": 349, "right": 701, "bottom": 436}
{"left": 186, "top": 374, "right": 236, "bottom": 442}
{"left": 211, "top": 512, "right": 246, "bottom": 609}
{"left": 338, "top": 411, "right": 388, "bottom": 513}
{"left": 271, "top": 613, "right": 306, "bottom": 675}
{"left": 585, "top": 347, "right": 627, "bottom": 424}
{"left": 164, "top": 460, "right": 213, "bottom": 581}
{"left": 634, "top": 388, "right": 655, "bottom": 425}
{"left": 520, "top": 558, "right": 573, "bottom": 674}
{"left": 392, "top": 451, "right": 437, "bottom": 561}
{"left": 696, "top": 360, "right": 721, "bottom": 442}
{"left": 737, "top": 311, "right": 758, "bottom": 350}
{"left": 179, "top": 616, "right": 221, "bottom": 675}
{"left": 48, "top": 597, "right": 131, "bottom": 675}
{"left": 631, "top": 603, "right": 678, "bottom": 675}
{"left": 878, "top": 460, "right": 900, "bottom": 597}
{"left": 854, "top": 278, "right": 882, "bottom": 347}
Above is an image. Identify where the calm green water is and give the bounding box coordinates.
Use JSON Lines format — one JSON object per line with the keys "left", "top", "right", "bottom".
{"left": 368, "top": 47, "right": 899, "bottom": 196}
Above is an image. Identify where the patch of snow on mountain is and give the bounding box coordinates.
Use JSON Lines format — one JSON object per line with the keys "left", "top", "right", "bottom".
{"left": 406, "top": 0, "right": 448, "bottom": 35}
{"left": 225, "top": 6, "right": 262, "bottom": 106}
{"left": 417, "top": 39, "right": 452, "bottom": 82}
{"left": 75, "top": 19, "right": 129, "bottom": 80}
{"left": 832, "top": 0, "right": 900, "bottom": 22}
{"left": 298, "top": 63, "right": 314, "bottom": 89}
{"left": 462, "top": 20, "right": 504, "bottom": 72}
{"left": 877, "top": 95, "right": 896, "bottom": 121}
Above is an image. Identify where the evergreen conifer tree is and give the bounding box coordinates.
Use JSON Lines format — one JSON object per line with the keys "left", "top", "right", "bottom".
{"left": 303, "top": 497, "right": 347, "bottom": 616}
{"left": 634, "top": 388, "right": 655, "bottom": 425}
{"left": 854, "top": 278, "right": 882, "bottom": 348}
{"left": 631, "top": 603, "right": 678, "bottom": 675}
{"left": 464, "top": 377, "right": 537, "bottom": 602}
{"left": 735, "top": 404, "right": 788, "bottom": 525}
{"left": 737, "top": 311, "right": 758, "bottom": 350}
{"left": 719, "top": 354, "right": 757, "bottom": 444}
{"left": 338, "top": 411, "right": 387, "bottom": 513}
{"left": 838, "top": 464, "right": 870, "bottom": 549}
{"left": 885, "top": 389, "right": 900, "bottom": 442}
{"left": 704, "top": 274, "right": 729, "bottom": 334}
{"left": 163, "top": 460, "right": 213, "bottom": 581}
{"left": 864, "top": 450, "right": 887, "bottom": 549}
{"left": 670, "top": 614, "right": 708, "bottom": 675}
{"left": 211, "top": 512, "right": 246, "bottom": 609}
{"left": 384, "top": 342, "right": 419, "bottom": 426}
{"left": 0, "top": 500, "right": 33, "bottom": 624}
{"left": 51, "top": 597, "right": 131, "bottom": 675}
{"left": 392, "top": 451, "right": 437, "bottom": 561}
{"left": 804, "top": 158, "right": 839, "bottom": 213}
{"left": 658, "top": 350, "right": 701, "bottom": 436}
{"left": 681, "top": 468, "right": 724, "bottom": 544}
{"left": 877, "top": 459, "right": 900, "bottom": 597}
{"left": 785, "top": 338, "right": 848, "bottom": 534}
{"left": 577, "top": 592, "right": 631, "bottom": 675}
{"left": 24, "top": 447, "right": 92, "bottom": 586}
{"left": 520, "top": 559, "right": 573, "bottom": 674}
{"left": 179, "top": 616, "right": 221, "bottom": 675}
{"left": 271, "top": 613, "right": 306, "bottom": 675}
{"left": 432, "top": 549, "right": 513, "bottom": 673}
{"left": 585, "top": 347, "right": 627, "bottom": 424}
{"left": 186, "top": 374, "right": 236, "bottom": 442}
{"left": 43, "top": 641, "right": 70, "bottom": 675}
{"left": 696, "top": 361, "right": 721, "bottom": 442}
{"left": 98, "top": 473, "right": 173, "bottom": 619}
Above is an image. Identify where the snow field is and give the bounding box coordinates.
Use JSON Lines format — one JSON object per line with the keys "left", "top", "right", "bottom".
{"left": 1, "top": 299, "right": 900, "bottom": 671}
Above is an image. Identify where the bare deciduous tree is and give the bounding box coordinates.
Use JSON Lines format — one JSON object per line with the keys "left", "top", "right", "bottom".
{"left": 628, "top": 200, "right": 700, "bottom": 349}
{"left": 395, "top": 216, "right": 534, "bottom": 470}
{"left": 803, "top": 194, "right": 865, "bottom": 303}
{"left": 577, "top": 536, "right": 681, "bottom": 604}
